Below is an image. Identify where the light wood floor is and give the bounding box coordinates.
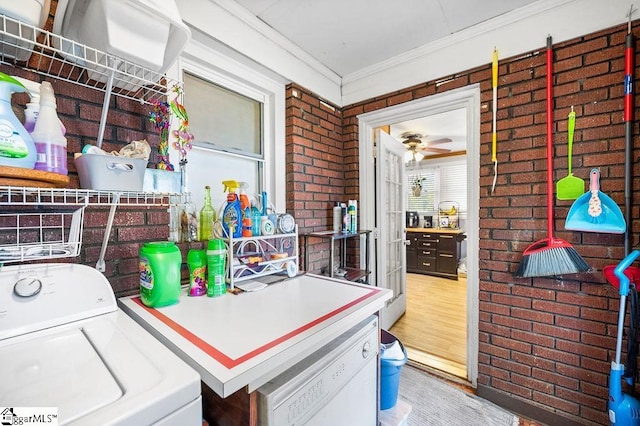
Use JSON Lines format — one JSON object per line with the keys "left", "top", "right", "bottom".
{"left": 389, "top": 273, "right": 467, "bottom": 378}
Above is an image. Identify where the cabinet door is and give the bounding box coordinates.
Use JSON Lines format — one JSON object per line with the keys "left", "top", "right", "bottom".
{"left": 406, "top": 247, "right": 418, "bottom": 272}
{"left": 437, "top": 234, "right": 457, "bottom": 251}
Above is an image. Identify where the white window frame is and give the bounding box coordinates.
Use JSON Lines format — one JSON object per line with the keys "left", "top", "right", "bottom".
{"left": 164, "top": 35, "right": 287, "bottom": 213}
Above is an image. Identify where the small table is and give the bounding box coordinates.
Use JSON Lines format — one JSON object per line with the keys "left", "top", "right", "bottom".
{"left": 302, "top": 230, "right": 371, "bottom": 283}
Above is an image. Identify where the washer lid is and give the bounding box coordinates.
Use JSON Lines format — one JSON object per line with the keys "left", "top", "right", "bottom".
{"left": 0, "top": 327, "right": 122, "bottom": 423}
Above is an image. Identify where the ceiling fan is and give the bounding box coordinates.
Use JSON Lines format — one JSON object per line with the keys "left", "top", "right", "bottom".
{"left": 401, "top": 132, "right": 452, "bottom": 162}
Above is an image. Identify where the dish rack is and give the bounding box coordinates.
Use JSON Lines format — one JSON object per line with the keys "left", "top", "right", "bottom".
{"left": 0, "top": 187, "right": 180, "bottom": 269}
{"left": 224, "top": 226, "right": 299, "bottom": 290}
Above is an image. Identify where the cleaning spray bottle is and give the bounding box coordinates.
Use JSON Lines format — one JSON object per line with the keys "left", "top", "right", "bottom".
{"left": 31, "top": 81, "right": 67, "bottom": 175}
{"left": 0, "top": 72, "right": 37, "bottom": 169}
{"left": 222, "top": 180, "right": 242, "bottom": 238}
{"left": 239, "top": 182, "right": 252, "bottom": 237}
{"left": 13, "top": 76, "right": 66, "bottom": 135}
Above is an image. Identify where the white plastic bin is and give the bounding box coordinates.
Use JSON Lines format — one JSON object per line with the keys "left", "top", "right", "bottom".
{"left": 0, "top": 0, "right": 51, "bottom": 62}
{"left": 75, "top": 153, "right": 147, "bottom": 191}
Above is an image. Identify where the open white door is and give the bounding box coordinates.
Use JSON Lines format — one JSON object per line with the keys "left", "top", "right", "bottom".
{"left": 375, "top": 129, "right": 407, "bottom": 330}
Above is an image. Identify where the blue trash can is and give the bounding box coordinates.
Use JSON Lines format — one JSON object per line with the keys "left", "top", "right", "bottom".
{"left": 380, "top": 329, "right": 408, "bottom": 410}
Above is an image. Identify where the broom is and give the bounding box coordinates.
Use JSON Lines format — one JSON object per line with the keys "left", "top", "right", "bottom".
{"left": 515, "top": 36, "right": 590, "bottom": 278}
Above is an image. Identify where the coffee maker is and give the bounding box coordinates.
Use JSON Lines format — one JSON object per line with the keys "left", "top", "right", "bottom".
{"left": 406, "top": 211, "right": 419, "bottom": 228}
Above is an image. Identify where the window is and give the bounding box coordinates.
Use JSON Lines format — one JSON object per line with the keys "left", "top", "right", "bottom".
{"left": 407, "top": 156, "right": 467, "bottom": 213}
{"left": 167, "top": 45, "right": 286, "bottom": 213}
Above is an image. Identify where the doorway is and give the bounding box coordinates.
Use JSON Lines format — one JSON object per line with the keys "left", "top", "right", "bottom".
{"left": 357, "top": 85, "right": 480, "bottom": 386}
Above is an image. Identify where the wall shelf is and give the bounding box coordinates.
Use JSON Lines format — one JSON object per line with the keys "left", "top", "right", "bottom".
{"left": 302, "top": 230, "right": 371, "bottom": 284}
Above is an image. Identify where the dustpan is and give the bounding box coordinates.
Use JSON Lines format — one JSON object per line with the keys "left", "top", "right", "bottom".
{"left": 565, "top": 168, "right": 626, "bottom": 233}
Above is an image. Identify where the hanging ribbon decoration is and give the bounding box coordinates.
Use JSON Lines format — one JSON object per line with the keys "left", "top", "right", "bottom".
{"left": 491, "top": 47, "right": 499, "bottom": 194}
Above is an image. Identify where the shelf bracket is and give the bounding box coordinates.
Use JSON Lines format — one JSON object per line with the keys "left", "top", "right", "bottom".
{"left": 96, "top": 193, "right": 121, "bottom": 272}
{"left": 96, "top": 62, "right": 116, "bottom": 149}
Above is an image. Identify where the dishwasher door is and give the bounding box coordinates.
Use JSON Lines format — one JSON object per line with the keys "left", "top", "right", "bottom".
{"left": 257, "top": 315, "right": 379, "bottom": 425}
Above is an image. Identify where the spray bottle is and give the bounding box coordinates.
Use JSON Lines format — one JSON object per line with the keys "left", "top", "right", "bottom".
{"left": 222, "top": 180, "right": 242, "bottom": 238}
{"left": 31, "top": 82, "right": 67, "bottom": 175}
{"left": 239, "top": 182, "right": 252, "bottom": 237}
{"left": 13, "top": 76, "right": 66, "bottom": 135}
{"left": 0, "top": 72, "right": 37, "bottom": 169}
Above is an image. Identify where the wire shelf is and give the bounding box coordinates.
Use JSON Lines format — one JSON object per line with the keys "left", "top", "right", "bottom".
{"left": 0, "top": 186, "right": 179, "bottom": 207}
{"left": 0, "top": 14, "right": 178, "bottom": 105}
{"left": 0, "top": 208, "right": 84, "bottom": 264}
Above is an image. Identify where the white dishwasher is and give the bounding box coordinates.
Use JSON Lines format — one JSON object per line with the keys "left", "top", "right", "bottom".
{"left": 257, "top": 315, "right": 379, "bottom": 425}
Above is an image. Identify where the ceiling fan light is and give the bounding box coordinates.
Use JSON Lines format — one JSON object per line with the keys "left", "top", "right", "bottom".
{"left": 414, "top": 152, "right": 424, "bottom": 162}
{"left": 404, "top": 150, "right": 413, "bottom": 162}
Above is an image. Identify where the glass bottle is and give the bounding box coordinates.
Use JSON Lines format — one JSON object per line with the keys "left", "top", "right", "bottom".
{"left": 200, "top": 185, "right": 216, "bottom": 241}
{"left": 181, "top": 192, "right": 198, "bottom": 242}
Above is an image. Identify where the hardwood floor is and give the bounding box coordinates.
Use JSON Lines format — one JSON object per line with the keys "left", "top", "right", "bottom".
{"left": 389, "top": 273, "right": 467, "bottom": 378}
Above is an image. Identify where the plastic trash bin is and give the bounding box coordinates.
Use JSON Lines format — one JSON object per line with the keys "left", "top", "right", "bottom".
{"left": 380, "top": 329, "right": 408, "bottom": 410}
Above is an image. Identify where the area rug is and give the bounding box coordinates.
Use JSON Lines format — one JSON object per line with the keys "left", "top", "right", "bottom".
{"left": 398, "top": 365, "right": 519, "bottom": 426}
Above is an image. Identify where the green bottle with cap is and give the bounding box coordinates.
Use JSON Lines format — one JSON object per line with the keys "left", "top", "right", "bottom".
{"left": 207, "top": 239, "right": 227, "bottom": 297}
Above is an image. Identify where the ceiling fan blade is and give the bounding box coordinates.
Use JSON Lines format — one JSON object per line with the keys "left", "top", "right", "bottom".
{"left": 419, "top": 147, "right": 451, "bottom": 154}
{"left": 423, "top": 137, "right": 452, "bottom": 145}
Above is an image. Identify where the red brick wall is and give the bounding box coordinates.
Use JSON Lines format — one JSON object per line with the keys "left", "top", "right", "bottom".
{"left": 340, "top": 23, "right": 637, "bottom": 426}
{"left": 286, "top": 84, "right": 353, "bottom": 274}
{"left": 4, "top": 9, "right": 636, "bottom": 423}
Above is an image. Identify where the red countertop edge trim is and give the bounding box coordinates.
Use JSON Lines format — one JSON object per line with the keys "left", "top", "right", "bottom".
{"left": 131, "top": 287, "right": 382, "bottom": 369}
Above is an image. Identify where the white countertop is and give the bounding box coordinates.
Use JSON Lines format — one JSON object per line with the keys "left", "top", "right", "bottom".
{"left": 119, "top": 274, "right": 392, "bottom": 398}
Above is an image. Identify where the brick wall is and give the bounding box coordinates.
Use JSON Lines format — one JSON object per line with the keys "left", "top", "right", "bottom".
{"left": 340, "top": 23, "right": 637, "bottom": 426}
{"left": 286, "top": 84, "right": 356, "bottom": 274}
{"left": 4, "top": 7, "right": 636, "bottom": 423}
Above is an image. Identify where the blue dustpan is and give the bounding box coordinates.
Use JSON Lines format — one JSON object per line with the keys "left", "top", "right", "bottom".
{"left": 565, "top": 169, "right": 626, "bottom": 234}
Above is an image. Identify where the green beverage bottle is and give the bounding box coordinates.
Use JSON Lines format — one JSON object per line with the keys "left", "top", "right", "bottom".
{"left": 200, "top": 185, "right": 216, "bottom": 241}
{"left": 206, "top": 239, "right": 227, "bottom": 297}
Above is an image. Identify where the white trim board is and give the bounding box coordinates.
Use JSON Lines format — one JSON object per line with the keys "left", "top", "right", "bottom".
{"left": 358, "top": 85, "right": 481, "bottom": 387}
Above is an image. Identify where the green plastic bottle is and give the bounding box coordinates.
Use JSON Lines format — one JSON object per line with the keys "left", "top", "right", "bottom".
{"left": 200, "top": 185, "right": 216, "bottom": 241}
{"left": 0, "top": 72, "right": 37, "bottom": 168}
{"left": 139, "top": 241, "right": 182, "bottom": 307}
{"left": 207, "top": 239, "right": 227, "bottom": 297}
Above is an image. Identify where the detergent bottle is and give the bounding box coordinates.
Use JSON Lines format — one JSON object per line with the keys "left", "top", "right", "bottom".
{"left": 31, "top": 82, "right": 67, "bottom": 175}
{"left": 222, "top": 180, "right": 242, "bottom": 238}
{"left": 239, "top": 182, "right": 252, "bottom": 237}
{"left": 0, "top": 72, "right": 37, "bottom": 169}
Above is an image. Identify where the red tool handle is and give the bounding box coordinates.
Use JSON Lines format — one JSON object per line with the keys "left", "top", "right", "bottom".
{"left": 625, "top": 33, "right": 634, "bottom": 122}
{"left": 546, "top": 36, "right": 554, "bottom": 239}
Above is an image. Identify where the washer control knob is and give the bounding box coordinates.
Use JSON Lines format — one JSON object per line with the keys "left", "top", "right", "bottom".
{"left": 14, "top": 277, "right": 42, "bottom": 298}
{"left": 362, "top": 340, "right": 371, "bottom": 358}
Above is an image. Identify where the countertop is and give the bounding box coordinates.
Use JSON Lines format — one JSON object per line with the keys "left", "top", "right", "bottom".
{"left": 118, "top": 273, "right": 392, "bottom": 398}
{"left": 407, "top": 227, "right": 465, "bottom": 234}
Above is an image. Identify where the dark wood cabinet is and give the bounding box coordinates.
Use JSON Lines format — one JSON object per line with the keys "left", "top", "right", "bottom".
{"left": 406, "top": 229, "right": 465, "bottom": 280}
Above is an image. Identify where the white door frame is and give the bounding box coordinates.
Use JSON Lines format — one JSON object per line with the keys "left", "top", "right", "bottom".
{"left": 357, "top": 84, "right": 480, "bottom": 386}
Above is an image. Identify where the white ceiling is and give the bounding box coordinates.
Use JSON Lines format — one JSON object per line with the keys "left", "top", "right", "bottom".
{"left": 231, "top": 0, "right": 539, "bottom": 157}
{"left": 233, "top": 0, "right": 540, "bottom": 76}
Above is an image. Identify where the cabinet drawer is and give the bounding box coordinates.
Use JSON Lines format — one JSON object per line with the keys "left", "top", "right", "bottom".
{"left": 419, "top": 240, "right": 436, "bottom": 249}
{"left": 437, "top": 234, "right": 457, "bottom": 251}
{"left": 420, "top": 233, "right": 438, "bottom": 241}
{"left": 438, "top": 252, "right": 457, "bottom": 274}
{"left": 420, "top": 249, "right": 435, "bottom": 257}
{"left": 417, "top": 256, "right": 437, "bottom": 272}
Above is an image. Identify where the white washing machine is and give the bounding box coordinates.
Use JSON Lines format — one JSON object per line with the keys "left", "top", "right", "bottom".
{"left": 0, "top": 263, "right": 202, "bottom": 425}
